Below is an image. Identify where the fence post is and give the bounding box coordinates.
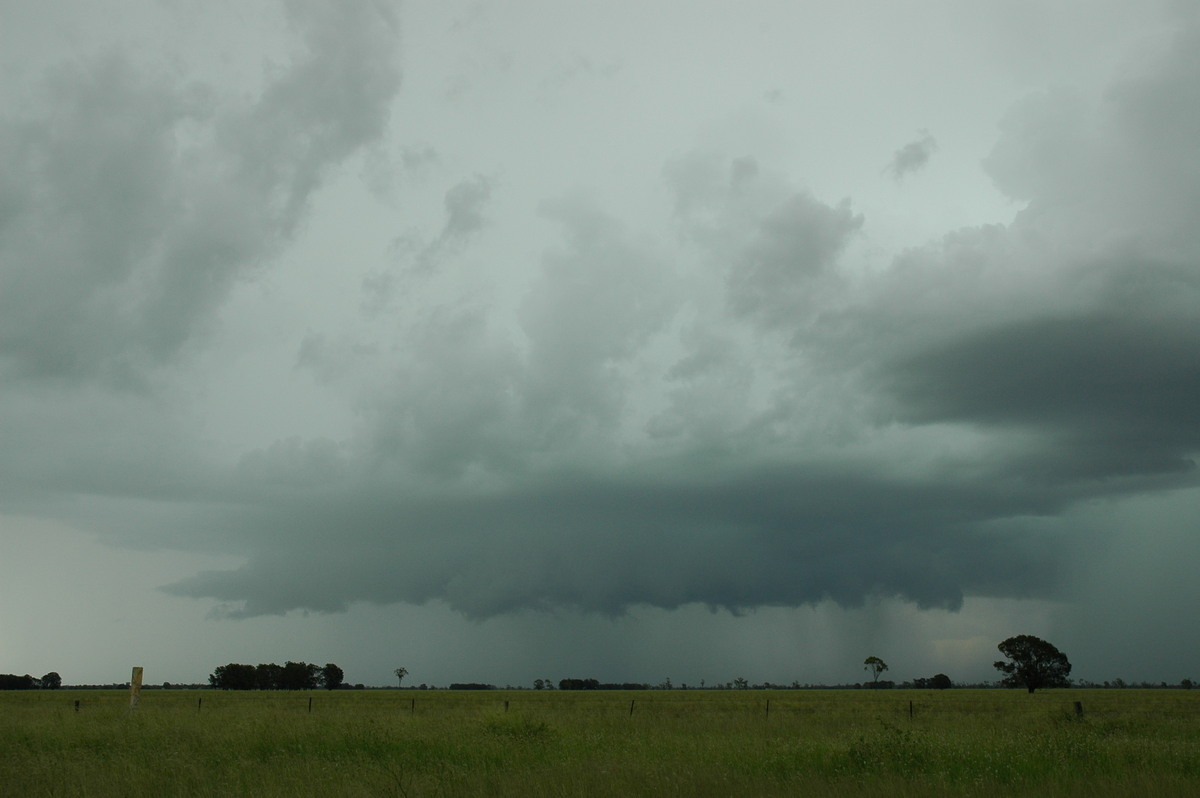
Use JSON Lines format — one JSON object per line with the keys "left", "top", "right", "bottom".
{"left": 765, "top": 699, "right": 770, "bottom": 719}
{"left": 629, "top": 699, "right": 636, "bottom": 717}
{"left": 1074, "top": 701, "right": 1083, "bottom": 716}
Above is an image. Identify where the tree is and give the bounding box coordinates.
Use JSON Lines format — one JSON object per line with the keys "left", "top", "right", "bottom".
{"left": 320, "top": 663, "right": 344, "bottom": 690}
{"left": 40, "top": 672, "right": 62, "bottom": 690}
{"left": 394, "top": 667, "right": 408, "bottom": 687}
{"left": 253, "top": 663, "right": 284, "bottom": 690}
{"left": 994, "top": 635, "right": 1072, "bottom": 693}
{"left": 912, "top": 674, "right": 951, "bottom": 689}
{"left": 210, "top": 662, "right": 326, "bottom": 690}
{"left": 864, "top": 656, "right": 888, "bottom": 685}
{"left": 210, "top": 664, "right": 257, "bottom": 690}
{"left": 279, "top": 661, "right": 320, "bottom": 690}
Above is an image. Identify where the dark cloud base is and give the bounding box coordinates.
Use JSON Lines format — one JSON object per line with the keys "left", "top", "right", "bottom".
{"left": 162, "top": 462, "right": 1068, "bottom": 619}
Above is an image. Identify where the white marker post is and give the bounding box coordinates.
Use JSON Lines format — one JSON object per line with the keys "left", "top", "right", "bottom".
{"left": 129, "top": 667, "right": 144, "bottom": 711}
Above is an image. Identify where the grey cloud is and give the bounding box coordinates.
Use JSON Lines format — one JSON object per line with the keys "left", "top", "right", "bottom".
{"left": 985, "top": 19, "right": 1200, "bottom": 238}
{"left": 726, "top": 193, "right": 862, "bottom": 328}
{"left": 663, "top": 152, "right": 762, "bottom": 218}
{"left": 888, "top": 311, "right": 1199, "bottom": 433}
{"left": 162, "top": 10, "right": 1200, "bottom": 624}
{"left": 983, "top": 88, "right": 1097, "bottom": 204}
{"left": 664, "top": 153, "right": 863, "bottom": 329}
{"left": 345, "top": 194, "right": 683, "bottom": 474}
{"left": 517, "top": 195, "right": 680, "bottom": 447}
{"left": 359, "top": 194, "right": 684, "bottom": 483}
{"left": 410, "top": 174, "right": 495, "bottom": 273}
{"left": 882, "top": 309, "right": 1200, "bottom": 485}
{"left": 819, "top": 220, "right": 1200, "bottom": 503}
{"left": 163, "top": 463, "right": 1063, "bottom": 619}
{"left": 0, "top": 58, "right": 206, "bottom": 386}
{"left": 647, "top": 325, "right": 756, "bottom": 449}
{"left": 401, "top": 145, "right": 441, "bottom": 173}
{"left": 0, "top": 386, "right": 218, "bottom": 513}
{"left": 229, "top": 0, "right": 401, "bottom": 230}
{"left": 849, "top": 23, "right": 1200, "bottom": 493}
{"left": 236, "top": 437, "right": 349, "bottom": 491}
{"left": 443, "top": 175, "right": 493, "bottom": 239}
{"left": 885, "top": 130, "right": 937, "bottom": 180}
{"left": 360, "top": 144, "right": 440, "bottom": 200}
{"left": 363, "top": 304, "right": 525, "bottom": 479}
{"left": 0, "top": 4, "right": 400, "bottom": 388}
{"left": 366, "top": 174, "right": 495, "bottom": 311}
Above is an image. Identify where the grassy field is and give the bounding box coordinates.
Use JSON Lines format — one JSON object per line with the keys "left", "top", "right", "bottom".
{"left": 2, "top": 688, "right": 1198, "bottom": 796}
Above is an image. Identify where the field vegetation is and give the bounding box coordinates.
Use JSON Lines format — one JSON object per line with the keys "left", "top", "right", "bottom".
{"left": 2, "top": 688, "right": 1198, "bottom": 796}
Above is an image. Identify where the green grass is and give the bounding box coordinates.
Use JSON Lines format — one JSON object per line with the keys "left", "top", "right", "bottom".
{"left": 2, "top": 689, "right": 1198, "bottom": 796}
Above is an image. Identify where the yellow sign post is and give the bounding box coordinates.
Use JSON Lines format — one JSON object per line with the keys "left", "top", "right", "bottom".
{"left": 129, "top": 667, "right": 143, "bottom": 710}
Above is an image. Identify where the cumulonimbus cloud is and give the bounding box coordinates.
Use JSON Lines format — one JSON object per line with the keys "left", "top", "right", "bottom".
{"left": 162, "top": 16, "right": 1200, "bottom": 621}
{"left": 8, "top": 5, "right": 1199, "bottom": 628}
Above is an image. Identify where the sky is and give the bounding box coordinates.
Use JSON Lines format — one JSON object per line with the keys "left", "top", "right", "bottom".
{"left": 2, "top": 0, "right": 1198, "bottom": 689}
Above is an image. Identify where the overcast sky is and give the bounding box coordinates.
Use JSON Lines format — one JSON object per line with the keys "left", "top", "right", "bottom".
{"left": 3, "top": 0, "right": 1199, "bottom": 689}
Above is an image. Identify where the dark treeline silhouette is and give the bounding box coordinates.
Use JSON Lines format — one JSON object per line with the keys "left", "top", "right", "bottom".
{"left": 559, "top": 678, "right": 650, "bottom": 690}
{"left": 0, "top": 672, "right": 61, "bottom": 690}
{"left": 449, "top": 683, "right": 496, "bottom": 690}
{"left": 209, "top": 662, "right": 344, "bottom": 690}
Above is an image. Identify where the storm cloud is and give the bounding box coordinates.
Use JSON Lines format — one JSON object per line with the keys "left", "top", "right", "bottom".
{"left": 165, "top": 9, "right": 1200, "bottom": 623}
{"left": 4, "top": 1, "right": 1198, "bottom": 687}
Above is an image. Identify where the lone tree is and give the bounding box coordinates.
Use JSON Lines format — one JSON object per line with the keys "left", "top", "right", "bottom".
{"left": 994, "top": 635, "right": 1072, "bottom": 693}
{"left": 394, "top": 667, "right": 408, "bottom": 687}
{"left": 864, "top": 656, "right": 888, "bottom": 685}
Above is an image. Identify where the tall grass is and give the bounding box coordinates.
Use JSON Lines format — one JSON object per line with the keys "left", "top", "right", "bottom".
{"left": 2, "top": 689, "right": 1197, "bottom": 796}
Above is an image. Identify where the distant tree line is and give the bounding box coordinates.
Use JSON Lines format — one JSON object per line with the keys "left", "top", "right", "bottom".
{"left": 558, "top": 678, "right": 650, "bottom": 690}
{"left": 208, "top": 662, "right": 344, "bottom": 690}
{"left": 0, "top": 672, "right": 61, "bottom": 690}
